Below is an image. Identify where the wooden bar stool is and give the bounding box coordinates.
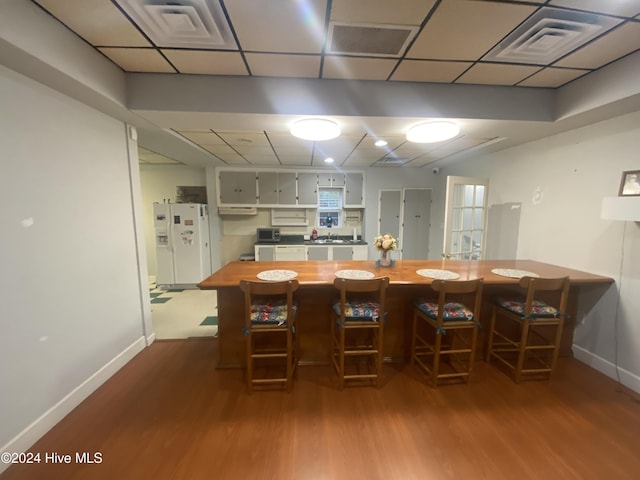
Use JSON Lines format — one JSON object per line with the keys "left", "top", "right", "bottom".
{"left": 331, "top": 277, "right": 389, "bottom": 389}
{"left": 411, "top": 278, "right": 484, "bottom": 387}
{"left": 486, "top": 276, "right": 569, "bottom": 383}
{"left": 240, "top": 279, "right": 299, "bottom": 393}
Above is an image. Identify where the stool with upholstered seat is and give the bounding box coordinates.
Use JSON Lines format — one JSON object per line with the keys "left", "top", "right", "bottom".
{"left": 486, "top": 276, "right": 569, "bottom": 383}
{"left": 411, "top": 278, "right": 484, "bottom": 387}
{"left": 331, "top": 276, "right": 389, "bottom": 389}
{"left": 240, "top": 279, "right": 299, "bottom": 393}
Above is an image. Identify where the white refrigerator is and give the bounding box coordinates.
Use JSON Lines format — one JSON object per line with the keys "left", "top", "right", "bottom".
{"left": 153, "top": 203, "right": 212, "bottom": 287}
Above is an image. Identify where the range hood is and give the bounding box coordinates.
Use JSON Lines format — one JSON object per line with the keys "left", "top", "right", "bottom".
{"left": 218, "top": 207, "right": 258, "bottom": 216}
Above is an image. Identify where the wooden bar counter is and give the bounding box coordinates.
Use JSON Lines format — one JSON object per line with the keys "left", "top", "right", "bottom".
{"left": 198, "top": 259, "right": 613, "bottom": 368}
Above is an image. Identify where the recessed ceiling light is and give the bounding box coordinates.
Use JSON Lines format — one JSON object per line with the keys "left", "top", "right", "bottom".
{"left": 406, "top": 121, "right": 460, "bottom": 143}
{"left": 374, "top": 139, "right": 388, "bottom": 147}
{"left": 290, "top": 118, "right": 341, "bottom": 141}
{"left": 324, "top": 157, "right": 335, "bottom": 164}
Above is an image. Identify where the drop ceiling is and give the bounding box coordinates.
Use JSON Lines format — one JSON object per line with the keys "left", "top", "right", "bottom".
{"left": 27, "top": 0, "right": 640, "bottom": 168}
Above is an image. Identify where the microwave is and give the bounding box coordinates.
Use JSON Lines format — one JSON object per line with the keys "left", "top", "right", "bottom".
{"left": 257, "top": 228, "right": 280, "bottom": 243}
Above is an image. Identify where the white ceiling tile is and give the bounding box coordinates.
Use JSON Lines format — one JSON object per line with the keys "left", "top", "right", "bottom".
{"left": 243, "top": 155, "right": 280, "bottom": 165}
{"left": 216, "top": 132, "right": 270, "bottom": 147}
{"left": 161, "top": 50, "right": 248, "bottom": 75}
{"left": 344, "top": 152, "right": 385, "bottom": 162}
{"left": 391, "top": 60, "right": 472, "bottom": 83}
{"left": 201, "top": 144, "right": 238, "bottom": 155}
{"left": 407, "top": 0, "right": 536, "bottom": 60}
{"left": 342, "top": 157, "right": 378, "bottom": 167}
{"left": 457, "top": 63, "right": 542, "bottom": 86}
{"left": 225, "top": 0, "right": 327, "bottom": 53}
{"left": 214, "top": 153, "right": 249, "bottom": 164}
{"left": 549, "top": 0, "right": 640, "bottom": 17}
{"left": 178, "top": 131, "right": 225, "bottom": 145}
{"left": 245, "top": 54, "right": 321, "bottom": 78}
{"left": 322, "top": 56, "right": 397, "bottom": 80}
{"left": 554, "top": 22, "right": 640, "bottom": 69}
{"left": 35, "top": 0, "right": 150, "bottom": 47}
{"left": 355, "top": 135, "right": 406, "bottom": 152}
{"left": 330, "top": 0, "right": 436, "bottom": 25}
{"left": 98, "top": 48, "right": 175, "bottom": 72}
{"left": 408, "top": 156, "right": 439, "bottom": 167}
{"left": 312, "top": 136, "right": 360, "bottom": 158}
{"left": 278, "top": 156, "right": 313, "bottom": 166}
{"left": 232, "top": 145, "right": 275, "bottom": 156}
{"left": 518, "top": 67, "right": 589, "bottom": 87}
{"left": 269, "top": 146, "right": 314, "bottom": 157}
{"left": 268, "top": 134, "right": 316, "bottom": 150}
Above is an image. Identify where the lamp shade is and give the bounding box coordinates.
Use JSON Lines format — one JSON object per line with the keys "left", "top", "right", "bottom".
{"left": 406, "top": 121, "right": 459, "bottom": 143}
{"left": 290, "top": 118, "right": 340, "bottom": 141}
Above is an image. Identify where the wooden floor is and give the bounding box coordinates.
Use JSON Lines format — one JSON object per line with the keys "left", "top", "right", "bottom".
{"left": 3, "top": 338, "right": 640, "bottom": 480}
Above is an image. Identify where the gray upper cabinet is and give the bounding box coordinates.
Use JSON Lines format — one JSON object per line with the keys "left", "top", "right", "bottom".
{"left": 217, "top": 168, "right": 364, "bottom": 207}
{"left": 258, "top": 172, "right": 296, "bottom": 206}
{"left": 318, "top": 172, "right": 345, "bottom": 187}
{"left": 297, "top": 172, "right": 318, "bottom": 206}
{"left": 218, "top": 171, "right": 257, "bottom": 205}
{"left": 344, "top": 173, "right": 364, "bottom": 207}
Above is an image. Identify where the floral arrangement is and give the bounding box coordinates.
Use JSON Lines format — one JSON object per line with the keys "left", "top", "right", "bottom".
{"left": 373, "top": 233, "right": 397, "bottom": 251}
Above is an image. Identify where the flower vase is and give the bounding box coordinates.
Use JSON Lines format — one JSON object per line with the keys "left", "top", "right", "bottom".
{"left": 379, "top": 249, "right": 392, "bottom": 267}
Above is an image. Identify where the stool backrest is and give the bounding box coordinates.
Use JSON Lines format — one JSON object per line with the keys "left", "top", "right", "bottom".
{"left": 430, "top": 278, "right": 484, "bottom": 324}
{"left": 239, "top": 279, "right": 299, "bottom": 326}
{"left": 333, "top": 277, "right": 390, "bottom": 320}
{"left": 518, "top": 276, "right": 570, "bottom": 317}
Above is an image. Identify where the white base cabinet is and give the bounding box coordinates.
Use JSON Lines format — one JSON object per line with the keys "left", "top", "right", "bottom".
{"left": 255, "top": 245, "right": 368, "bottom": 261}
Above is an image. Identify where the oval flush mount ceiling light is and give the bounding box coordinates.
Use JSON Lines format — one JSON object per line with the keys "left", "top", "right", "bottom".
{"left": 290, "top": 118, "right": 341, "bottom": 141}
{"left": 406, "top": 121, "right": 460, "bottom": 143}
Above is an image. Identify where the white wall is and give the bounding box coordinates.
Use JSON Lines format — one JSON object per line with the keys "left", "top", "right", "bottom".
{"left": 139, "top": 165, "right": 207, "bottom": 276}
{"left": 0, "top": 66, "right": 149, "bottom": 461}
{"left": 441, "top": 111, "right": 640, "bottom": 392}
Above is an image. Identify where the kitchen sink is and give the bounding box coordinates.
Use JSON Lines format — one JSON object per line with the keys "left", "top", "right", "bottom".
{"left": 309, "top": 239, "right": 355, "bottom": 244}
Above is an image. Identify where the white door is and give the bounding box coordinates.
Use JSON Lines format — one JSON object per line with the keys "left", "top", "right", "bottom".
{"left": 443, "top": 176, "right": 489, "bottom": 260}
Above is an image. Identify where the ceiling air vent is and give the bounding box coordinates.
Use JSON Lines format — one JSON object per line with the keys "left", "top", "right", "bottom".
{"left": 484, "top": 7, "right": 620, "bottom": 65}
{"left": 328, "top": 22, "right": 418, "bottom": 57}
{"left": 116, "top": 0, "right": 236, "bottom": 49}
{"left": 376, "top": 156, "right": 411, "bottom": 166}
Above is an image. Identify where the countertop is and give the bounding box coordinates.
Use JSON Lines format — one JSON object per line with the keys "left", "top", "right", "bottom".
{"left": 199, "top": 259, "right": 614, "bottom": 288}
{"left": 255, "top": 235, "right": 368, "bottom": 246}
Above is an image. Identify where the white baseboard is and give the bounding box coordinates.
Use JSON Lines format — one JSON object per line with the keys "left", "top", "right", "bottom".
{"left": 0, "top": 336, "right": 146, "bottom": 474}
{"left": 572, "top": 344, "right": 640, "bottom": 394}
{"left": 146, "top": 332, "right": 156, "bottom": 346}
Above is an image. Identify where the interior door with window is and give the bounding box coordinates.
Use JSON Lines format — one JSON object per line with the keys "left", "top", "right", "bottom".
{"left": 443, "top": 176, "right": 489, "bottom": 260}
